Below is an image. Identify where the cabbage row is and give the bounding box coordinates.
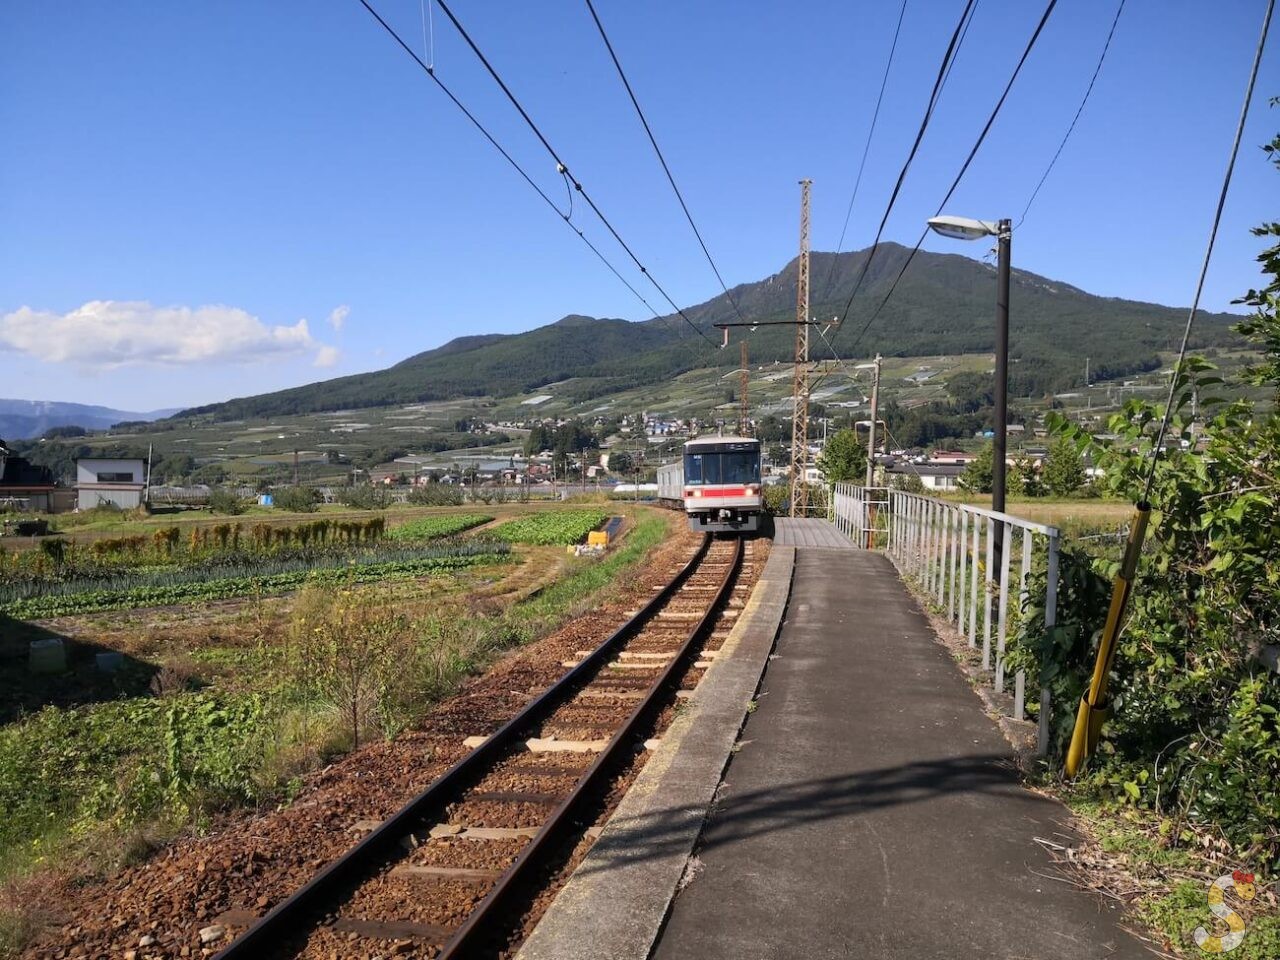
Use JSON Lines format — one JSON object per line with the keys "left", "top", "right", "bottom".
{"left": 3, "top": 552, "right": 506, "bottom": 619}
{"left": 488, "top": 510, "right": 608, "bottom": 546}
{"left": 385, "top": 514, "right": 493, "bottom": 541}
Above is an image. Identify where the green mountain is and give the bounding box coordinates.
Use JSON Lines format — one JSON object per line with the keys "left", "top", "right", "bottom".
{"left": 177, "top": 243, "right": 1243, "bottom": 421}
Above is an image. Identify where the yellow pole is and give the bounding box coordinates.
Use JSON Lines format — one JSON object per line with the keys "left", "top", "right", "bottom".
{"left": 1064, "top": 503, "right": 1150, "bottom": 777}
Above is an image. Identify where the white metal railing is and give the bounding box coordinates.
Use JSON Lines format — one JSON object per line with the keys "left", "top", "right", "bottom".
{"left": 887, "top": 490, "right": 1059, "bottom": 754}
{"left": 832, "top": 484, "right": 891, "bottom": 549}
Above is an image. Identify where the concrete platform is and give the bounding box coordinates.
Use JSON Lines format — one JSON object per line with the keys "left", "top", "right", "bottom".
{"left": 651, "top": 548, "right": 1151, "bottom": 960}
{"left": 772, "top": 517, "right": 855, "bottom": 549}
{"left": 516, "top": 546, "right": 795, "bottom": 960}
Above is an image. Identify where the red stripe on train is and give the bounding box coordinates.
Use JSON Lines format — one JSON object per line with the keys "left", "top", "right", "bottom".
{"left": 684, "top": 487, "right": 753, "bottom": 497}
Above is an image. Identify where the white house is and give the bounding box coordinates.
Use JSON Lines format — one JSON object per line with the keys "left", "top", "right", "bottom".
{"left": 76, "top": 458, "right": 146, "bottom": 510}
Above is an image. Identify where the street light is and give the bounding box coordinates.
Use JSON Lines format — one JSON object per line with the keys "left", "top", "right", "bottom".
{"left": 926, "top": 215, "right": 1012, "bottom": 520}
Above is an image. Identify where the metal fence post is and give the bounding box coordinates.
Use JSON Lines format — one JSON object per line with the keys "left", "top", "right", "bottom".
{"left": 949, "top": 508, "right": 962, "bottom": 623}
{"left": 982, "top": 517, "right": 995, "bottom": 671}
{"left": 936, "top": 504, "right": 949, "bottom": 607}
{"left": 994, "top": 522, "right": 1013, "bottom": 693}
{"left": 1014, "top": 531, "right": 1034, "bottom": 719}
{"left": 968, "top": 515, "right": 980, "bottom": 646}
{"left": 1037, "top": 534, "right": 1060, "bottom": 756}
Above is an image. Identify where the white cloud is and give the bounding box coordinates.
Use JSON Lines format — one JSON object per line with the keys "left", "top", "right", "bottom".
{"left": 314, "top": 345, "right": 341, "bottom": 368}
{"left": 0, "top": 300, "right": 339, "bottom": 369}
{"left": 327, "top": 305, "right": 350, "bottom": 332}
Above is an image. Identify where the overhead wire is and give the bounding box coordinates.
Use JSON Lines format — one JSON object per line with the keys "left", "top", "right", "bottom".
{"left": 354, "top": 0, "right": 717, "bottom": 348}
{"left": 820, "top": 0, "right": 910, "bottom": 301}
{"left": 1017, "top": 0, "right": 1126, "bottom": 227}
{"left": 584, "top": 0, "right": 747, "bottom": 325}
{"left": 1142, "top": 0, "right": 1273, "bottom": 503}
{"left": 1066, "top": 0, "right": 1273, "bottom": 778}
{"left": 430, "top": 0, "right": 719, "bottom": 348}
{"left": 814, "top": 0, "right": 1059, "bottom": 393}
{"left": 829, "top": 0, "right": 979, "bottom": 325}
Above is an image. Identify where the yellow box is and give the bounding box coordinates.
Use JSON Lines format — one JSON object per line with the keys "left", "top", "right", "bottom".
{"left": 587, "top": 531, "right": 609, "bottom": 546}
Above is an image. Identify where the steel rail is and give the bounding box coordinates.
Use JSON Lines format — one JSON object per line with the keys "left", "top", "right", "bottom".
{"left": 214, "top": 532, "right": 730, "bottom": 959}
{"left": 438, "top": 534, "right": 743, "bottom": 958}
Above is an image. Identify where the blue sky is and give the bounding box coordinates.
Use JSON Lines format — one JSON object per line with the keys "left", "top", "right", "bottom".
{"left": 1, "top": 1, "right": 1276, "bottom": 411}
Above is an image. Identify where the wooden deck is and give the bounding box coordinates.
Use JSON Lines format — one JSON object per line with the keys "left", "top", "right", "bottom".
{"left": 771, "top": 518, "right": 855, "bottom": 550}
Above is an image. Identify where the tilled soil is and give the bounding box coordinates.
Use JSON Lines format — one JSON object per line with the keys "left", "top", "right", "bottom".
{"left": 24, "top": 527, "right": 767, "bottom": 960}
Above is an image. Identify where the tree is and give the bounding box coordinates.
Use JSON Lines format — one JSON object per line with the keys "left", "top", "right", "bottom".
{"left": 608, "top": 451, "right": 634, "bottom": 476}
{"left": 815, "top": 429, "right": 868, "bottom": 484}
{"left": 959, "top": 444, "right": 994, "bottom": 494}
{"left": 1007, "top": 454, "right": 1046, "bottom": 497}
{"left": 1043, "top": 437, "right": 1086, "bottom": 496}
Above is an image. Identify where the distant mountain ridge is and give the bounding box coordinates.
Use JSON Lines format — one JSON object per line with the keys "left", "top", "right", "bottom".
{"left": 0, "top": 399, "right": 178, "bottom": 440}
{"left": 176, "top": 244, "right": 1244, "bottom": 422}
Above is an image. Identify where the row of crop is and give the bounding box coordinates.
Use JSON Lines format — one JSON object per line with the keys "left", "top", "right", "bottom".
{"left": 385, "top": 514, "right": 493, "bottom": 541}
{"left": 488, "top": 510, "right": 608, "bottom": 546}
{"left": 2, "top": 517, "right": 391, "bottom": 583}
{"left": 0, "top": 538, "right": 504, "bottom": 604}
{"left": 1, "top": 547, "right": 508, "bottom": 619}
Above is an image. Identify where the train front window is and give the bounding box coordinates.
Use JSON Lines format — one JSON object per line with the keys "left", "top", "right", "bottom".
{"left": 684, "top": 451, "right": 759, "bottom": 485}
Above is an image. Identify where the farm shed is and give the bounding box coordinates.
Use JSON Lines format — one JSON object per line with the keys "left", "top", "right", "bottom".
{"left": 76, "top": 457, "right": 146, "bottom": 510}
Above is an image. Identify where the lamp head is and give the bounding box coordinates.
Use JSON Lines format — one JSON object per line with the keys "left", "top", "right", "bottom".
{"left": 927, "top": 215, "right": 1001, "bottom": 241}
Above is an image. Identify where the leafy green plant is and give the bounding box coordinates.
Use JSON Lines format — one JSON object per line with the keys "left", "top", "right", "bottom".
{"left": 385, "top": 514, "right": 492, "bottom": 541}
{"left": 489, "top": 510, "right": 607, "bottom": 545}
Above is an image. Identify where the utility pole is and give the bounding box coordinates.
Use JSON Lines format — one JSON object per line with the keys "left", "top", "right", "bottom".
{"left": 864, "top": 353, "right": 882, "bottom": 487}
{"left": 789, "top": 178, "right": 812, "bottom": 518}
{"left": 739, "top": 341, "right": 750, "bottom": 437}
{"left": 992, "top": 219, "right": 1011, "bottom": 523}
{"left": 293, "top": 449, "right": 300, "bottom": 486}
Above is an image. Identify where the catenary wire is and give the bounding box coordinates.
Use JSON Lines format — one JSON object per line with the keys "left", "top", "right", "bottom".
{"left": 354, "top": 0, "right": 711, "bottom": 346}
{"left": 1142, "top": 0, "right": 1273, "bottom": 504}
{"left": 431, "top": 0, "right": 719, "bottom": 348}
{"left": 816, "top": 0, "right": 1059, "bottom": 389}
{"left": 821, "top": 0, "right": 910, "bottom": 301}
{"left": 1017, "top": 0, "right": 1126, "bottom": 227}
{"left": 585, "top": 0, "right": 747, "bottom": 325}
{"left": 830, "top": 0, "right": 979, "bottom": 326}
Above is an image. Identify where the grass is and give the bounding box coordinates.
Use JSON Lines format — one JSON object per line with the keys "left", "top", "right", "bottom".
{"left": 1137, "top": 882, "right": 1280, "bottom": 960}
{"left": 1061, "top": 796, "right": 1279, "bottom": 959}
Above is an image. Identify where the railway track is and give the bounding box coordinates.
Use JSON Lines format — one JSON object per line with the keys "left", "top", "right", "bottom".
{"left": 213, "top": 533, "right": 749, "bottom": 960}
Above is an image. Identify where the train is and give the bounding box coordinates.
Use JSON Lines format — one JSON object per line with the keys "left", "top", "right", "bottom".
{"left": 657, "top": 435, "right": 764, "bottom": 534}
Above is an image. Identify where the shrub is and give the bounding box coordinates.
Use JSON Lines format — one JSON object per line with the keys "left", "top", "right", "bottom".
{"left": 207, "top": 489, "right": 247, "bottom": 515}
{"left": 336, "top": 485, "right": 392, "bottom": 510}
{"left": 407, "top": 485, "right": 465, "bottom": 507}
{"left": 272, "top": 486, "right": 318, "bottom": 513}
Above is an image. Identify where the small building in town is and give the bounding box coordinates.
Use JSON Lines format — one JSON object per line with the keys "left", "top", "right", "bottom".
{"left": 76, "top": 458, "right": 146, "bottom": 510}
{"left": 0, "top": 438, "right": 57, "bottom": 512}
{"left": 887, "top": 461, "right": 966, "bottom": 492}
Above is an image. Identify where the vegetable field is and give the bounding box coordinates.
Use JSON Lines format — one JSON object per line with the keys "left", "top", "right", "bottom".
{"left": 385, "top": 514, "right": 493, "bottom": 541}
{"left": 488, "top": 510, "right": 608, "bottom": 545}
{"left": 1, "top": 544, "right": 508, "bottom": 619}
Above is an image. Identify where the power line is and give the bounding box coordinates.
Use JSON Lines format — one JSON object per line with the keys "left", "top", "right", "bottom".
{"left": 1142, "top": 0, "right": 1273, "bottom": 504}
{"left": 1017, "top": 0, "right": 1126, "bottom": 227}
{"left": 831, "top": 0, "right": 979, "bottom": 326}
{"left": 353, "top": 0, "right": 698, "bottom": 343}
{"left": 431, "top": 0, "right": 719, "bottom": 348}
{"left": 824, "top": 0, "right": 1060, "bottom": 375}
{"left": 821, "top": 0, "right": 910, "bottom": 301}
{"left": 584, "top": 0, "right": 747, "bottom": 325}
